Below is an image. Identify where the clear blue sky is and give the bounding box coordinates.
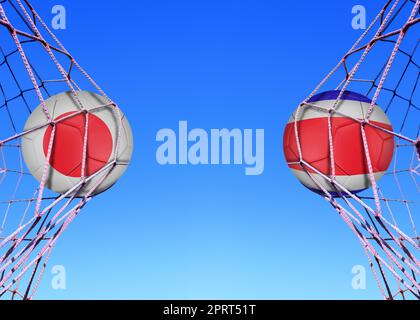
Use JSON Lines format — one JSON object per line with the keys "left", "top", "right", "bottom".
{"left": 18, "top": 0, "right": 413, "bottom": 299}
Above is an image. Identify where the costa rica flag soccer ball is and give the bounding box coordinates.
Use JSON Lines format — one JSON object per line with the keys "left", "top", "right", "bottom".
{"left": 22, "top": 91, "right": 133, "bottom": 196}
{"left": 283, "top": 90, "right": 394, "bottom": 195}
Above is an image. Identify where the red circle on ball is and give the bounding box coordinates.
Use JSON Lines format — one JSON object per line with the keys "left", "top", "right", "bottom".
{"left": 43, "top": 111, "right": 113, "bottom": 178}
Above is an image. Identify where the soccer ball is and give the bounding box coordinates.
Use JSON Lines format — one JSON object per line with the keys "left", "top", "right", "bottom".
{"left": 22, "top": 91, "right": 133, "bottom": 196}
{"left": 283, "top": 90, "right": 394, "bottom": 195}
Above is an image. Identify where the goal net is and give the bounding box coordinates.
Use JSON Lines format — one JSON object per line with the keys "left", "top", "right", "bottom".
{"left": 296, "top": 0, "right": 419, "bottom": 299}
{"left": 0, "top": 0, "right": 119, "bottom": 299}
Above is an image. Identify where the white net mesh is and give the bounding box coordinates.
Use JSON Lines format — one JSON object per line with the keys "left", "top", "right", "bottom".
{"left": 293, "top": 0, "right": 419, "bottom": 299}
{"left": 0, "top": 0, "right": 124, "bottom": 299}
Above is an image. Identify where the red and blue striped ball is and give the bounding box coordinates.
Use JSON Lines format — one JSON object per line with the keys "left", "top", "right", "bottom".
{"left": 283, "top": 90, "right": 394, "bottom": 195}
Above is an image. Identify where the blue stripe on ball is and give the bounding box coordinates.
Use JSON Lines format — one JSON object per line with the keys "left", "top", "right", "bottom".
{"left": 307, "top": 90, "right": 372, "bottom": 104}
{"left": 307, "top": 186, "right": 366, "bottom": 197}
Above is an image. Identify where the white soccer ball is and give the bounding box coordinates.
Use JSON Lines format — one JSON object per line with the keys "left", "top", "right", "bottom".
{"left": 22, "top": 91, "right": 133, "bottom": 196}
{"left": 283, "top": 90, "right": 394, "bottom": 195}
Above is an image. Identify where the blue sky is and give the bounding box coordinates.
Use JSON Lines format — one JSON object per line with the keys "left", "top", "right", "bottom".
{"left": 8, "top": 0, "right": 412, "bottom": 299}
